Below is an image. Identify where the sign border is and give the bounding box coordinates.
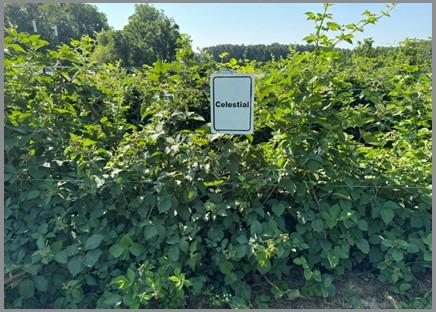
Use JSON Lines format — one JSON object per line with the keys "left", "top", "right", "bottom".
{"left": 211, "top": 74, "right": 254, "bottom": 133}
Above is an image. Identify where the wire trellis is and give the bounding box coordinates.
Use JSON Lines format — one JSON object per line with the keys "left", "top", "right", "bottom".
{"left": 14, "top": 177, "right": 431, "bottom": 190}
{"left": 7, "top": 63, "right": 386, "bottom": 95}
{"left": 6, "top": 63, "right": 430, "bottom": 193}
{"left": 9, "top": 63, "right": 218, "bottom": 74}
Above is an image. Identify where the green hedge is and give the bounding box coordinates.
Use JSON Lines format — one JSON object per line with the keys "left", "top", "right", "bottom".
{"left": 4, "top": 15, "right": 431, "bottom": 309}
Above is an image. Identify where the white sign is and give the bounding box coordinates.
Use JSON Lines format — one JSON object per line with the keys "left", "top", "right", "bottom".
{"left": 210, "top": 72, "right": 254, "bottom": 134}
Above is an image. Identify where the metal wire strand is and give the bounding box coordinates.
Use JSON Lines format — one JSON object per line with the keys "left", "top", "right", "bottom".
{"left": 14, "top": 178, "right": 430, "bottom": 189}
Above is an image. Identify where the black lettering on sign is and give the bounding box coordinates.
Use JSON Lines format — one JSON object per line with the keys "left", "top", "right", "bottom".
{"left": 215, "top": 101, "right": 250, "bottom": 108}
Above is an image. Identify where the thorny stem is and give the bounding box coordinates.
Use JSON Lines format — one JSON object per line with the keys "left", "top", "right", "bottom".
{"left": 262, "top": 274, "right": 284, "bottom": 294}
{"left": 313, "top": 3, "right": 330, "bottom": 57}
{"left": 309, "top": 183, "right": 321, "bottom": 211}
{"left": 5, "top": 271, "right": 28, "bottom": 287}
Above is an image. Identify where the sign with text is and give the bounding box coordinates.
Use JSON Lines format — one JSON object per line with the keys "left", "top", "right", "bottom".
{"left": 210, "top": 73, "right": 254, "bottom": 134}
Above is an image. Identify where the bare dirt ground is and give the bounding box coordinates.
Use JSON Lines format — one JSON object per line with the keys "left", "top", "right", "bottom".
{"left": 186, "top": 271, "right": 431, "bottom": 309}
{"left": 266, "top": 271, "right": 432, "bottom": 309}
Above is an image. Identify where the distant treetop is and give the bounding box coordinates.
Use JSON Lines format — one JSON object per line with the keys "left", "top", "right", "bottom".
{"left": 5, "top": 3, "right": 109, "bottom": 48}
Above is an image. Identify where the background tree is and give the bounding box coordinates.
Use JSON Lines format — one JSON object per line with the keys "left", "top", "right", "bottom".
{"left": 92, "top": 4, "right": 181, "bottom": 66}
{"left": 92, "top": 29, "right": 130, "bottom": 65}
{"left": 5, "top": 3, "right": 109, "bottom": 48}
{"left": 398, "top": 38, "right": 432, "bottom": 69}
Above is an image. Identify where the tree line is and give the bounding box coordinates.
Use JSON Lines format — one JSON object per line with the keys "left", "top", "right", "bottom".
{"left": 5, "top": 3, "right": 432, "bottom": 67}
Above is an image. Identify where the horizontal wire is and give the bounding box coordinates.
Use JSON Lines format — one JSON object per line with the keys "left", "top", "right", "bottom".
{"left": 9, "top": 63, "right": 216, "bottom": 73}
{"left": 13, "top": 178, "right": 430, "bottom": 189}
{"left": 6, "top": 65, "right": 429, "bottom": 190}
{"left": 321, "top": 185, "right": 429, "bottom": 189}
{"left": 7, "top": 65, "right": 379, "bottom": 93}
{"left": 21, "top": 178, "right": 150, "bottom": 183}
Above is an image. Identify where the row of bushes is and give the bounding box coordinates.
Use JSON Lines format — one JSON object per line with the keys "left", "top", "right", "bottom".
{"left": 4, "top": 16, "right": 431, "bottom": 308}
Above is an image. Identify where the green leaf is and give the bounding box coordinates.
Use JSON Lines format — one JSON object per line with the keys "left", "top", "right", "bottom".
{"left": 10, "top": 43, "right": 26, "bottom": 53}
{"left": 305, "top": 12, "right": 317, "bottom": 20}
{"left": 303, "top": 35, "right": 316, "bottom": 43}
{"left": 303, "top": 269, "right": 313, "bottom": 280}
{"left": 38, "top": 223, "right": 48, "bottom": 234}
{"left": 293, "top": 257, "right": 306, "bottom": 265}
{"left": 286, "top": 288, "right": 301, "bottom": 299}
{"left": 36, "top": 236, "right": 45, "bottom": 250}
{"left": 391, "top": 249, "right": 403, "bottom": 262}
{"left": 27, "top": 190, "right": 40, "bottom": 200}
{"left": 320, "top": 240, "right": 332, "bottom": 251}
{"left": 67, "top": 256, "right": 82, "bottom": 277}
{"left": 339, "top": 200, "right": 351, "bottom": 211}
{"left": 329, "top": 204, "right": 341, "bottom": 219}
{"left": 357, "top": 220, "right": 368, "bottom": 231}
{"left": 236, "top": 234, "right": 248, "bottom": 244}
{"left": 406, "top": 243, "right": 419, "bottom": 253}
{"left": 158, "top": 195, "right": 173, "bottom": 213}
{"left": 311, "top": 219, "right": 324, "bottom": 232}
{"left": 219, "top": 261, "right": 233, "bottom": 274}
{"left": 129, "top": 243, "right": 145, "bottom": 257}
{"left": 326, "top": 22, "right": 341, "bottom": 31}
{"left": 356, "top": 238, "right": 370, "bottom": 254}
{"left": 312, "top": 270, "right": 322, "bottom": 282}
{"left": 250, "top": 220, "right": 263, "bottom": 234}
{"left": 33, "top": 275, "right": 48, "bottom": 292}
{"left": 84, "top": 234, "right": 104, "bottom": 250}
{"left": 327, "top": 252, "right": 339, "bottom": 268}
{"left": 190, "top": 276, "right": 206, "bottom": 294}
{"left": 110, "top": 276, "right": 128, "bottom": 289}
{"left": 219, "top": 52, "right": 229, "bottom": 59}
{"left": 144, "top": 225, "right": 158, "bottom": 240}
{"left": 271, "top": 201, "right": 286, "bottom": 217}
{"left": 82, "top": 137, "right": 96, "bottom": 147}
{"left": 410, "top": 216, "right": 424, "bottom": 228}
{"left": 423, "top": 234, "right": 431, "bottom": 249}
{"left": 333, "top": 192, "right": 351, "bottom": 200}
{"left": 109, "top": 244, "right": 125, "bottom": 258}
{"left": 380, "top": 208, "right": 394, "bottom": 225}
{"left": 55, "top": 108, "right": 71, "bottom": 114}
{"left": 140, "top": 104, "right": 154, "bottom": 120}
{"left": 183, "top": 187, "right": 198, "bottom": 202}
{"left": 204, "top": 179, "right": 225, "bottom": 187}
{"left": 399, "top": 283, "right": 411, "bottom": 292}
{"left": 179, "top": 239, "right": 189, "bottom": 253}
{"left": 127, "top": 268, "right": 136, "bottom": 284}
{"left": 51, "top": 240, "right": 64, "bottom": 252}
{"left": 54, "top": 250, "right": 68, "bottom": 264}
{"left": 19, "top": 279, "right": 35, "bottom": 299}
{"left": 168, "top": 245, "right": 180, "bottom": 262}
{"left": 71, "top": 288, "right": 82, "bottom": 300}
{"left": 383, "top": 200, "right": 399, "bottom": 210}
{"left": 235, "top": 245, "right": 248, "bottom": 258}
{"left": 84, "top": 249, "right": 102, "bottom": 268}
{"left": 224, "top": 272, "right": 238, "bottom": 285}
{"left": 284, "top": 180, "right": 296, "bottom": 195}
{"left": 423, "top": 251, "right": 431, "bottom": 262}
{"left": 120, "top": 235, "right": 133, "bottom": 248}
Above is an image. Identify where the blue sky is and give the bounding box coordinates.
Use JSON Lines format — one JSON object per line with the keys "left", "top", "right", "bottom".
{"left": 93, "top": 3, "right": 432, "bottom": 50}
